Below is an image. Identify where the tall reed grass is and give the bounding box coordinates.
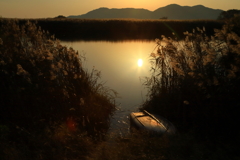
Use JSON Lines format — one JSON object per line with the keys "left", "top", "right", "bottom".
{"left": 142, "top": 16, "right": 240, "bottom": 141}
{"left": 0, "top": 19, "right": 116, "bottom": 159}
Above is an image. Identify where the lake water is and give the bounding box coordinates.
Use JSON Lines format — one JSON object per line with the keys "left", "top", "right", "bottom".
{"left": 62, "top": 40, "right": 157, "bottom": 135}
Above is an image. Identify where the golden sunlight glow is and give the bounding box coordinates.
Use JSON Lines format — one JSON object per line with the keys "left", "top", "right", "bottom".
{"left": 138, "top": 59, "right": 143, "bottom": 67}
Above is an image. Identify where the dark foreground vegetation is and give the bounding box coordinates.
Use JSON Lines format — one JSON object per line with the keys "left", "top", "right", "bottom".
{"left": 0, "top": 20, "right": 116, "bottom": 159}
{"left": 86, "top": 131, "right": 234, "bottom": 160}
{"left": 0, "top": 18, "right": 224, "bottom": 41}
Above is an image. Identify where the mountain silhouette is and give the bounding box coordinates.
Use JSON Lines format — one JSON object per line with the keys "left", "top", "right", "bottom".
{"left": 68, "top": 4, "right": 223, "bottom": 19}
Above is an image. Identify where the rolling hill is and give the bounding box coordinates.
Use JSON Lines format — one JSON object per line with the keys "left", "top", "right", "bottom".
{"left": 68, "top": 4, "right": 223, "bottom": 20}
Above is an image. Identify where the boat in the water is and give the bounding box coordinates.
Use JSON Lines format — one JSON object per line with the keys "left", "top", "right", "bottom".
{"left": 129, "top": 110, "right": 176, "bottom": 135}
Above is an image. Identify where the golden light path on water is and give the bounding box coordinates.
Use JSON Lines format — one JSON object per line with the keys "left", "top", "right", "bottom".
{"left": 137, "top": 59, "right": 143, "bottom": 67}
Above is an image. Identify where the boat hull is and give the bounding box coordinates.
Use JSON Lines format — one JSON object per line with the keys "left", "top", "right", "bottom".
{"left": 129, "top": 110, "right": 176, "bottom": 135}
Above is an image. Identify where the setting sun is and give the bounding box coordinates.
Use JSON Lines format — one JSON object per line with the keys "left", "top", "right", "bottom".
{"left": 138, "top": 59, "right": 143, "bottom": 67}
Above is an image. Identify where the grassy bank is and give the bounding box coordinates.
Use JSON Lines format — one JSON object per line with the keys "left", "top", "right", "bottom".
{"left": 0, "top": 20, "right": 116, "bottom": 159}
{"left": 0, "top": 18, "right": 224, "bottom": 41}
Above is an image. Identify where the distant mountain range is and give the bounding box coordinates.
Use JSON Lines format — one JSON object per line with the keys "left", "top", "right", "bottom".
{"left": 68, "top": 4, "right": 223, "bottom": 20}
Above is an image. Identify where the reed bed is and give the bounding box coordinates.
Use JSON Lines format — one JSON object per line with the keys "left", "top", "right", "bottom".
{"left": 0, "top": 19, "right": 116, "bottom": 159}
{"left": 141, "top": 16, "right": 240, "bottom": 148}
{"left": 0, "top": 18, "right": 224, "bottom": 41}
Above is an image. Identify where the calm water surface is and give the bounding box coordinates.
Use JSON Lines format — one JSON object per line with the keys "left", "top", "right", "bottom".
{"left": 62, "top": 40, "right": 156, "bottom": 134}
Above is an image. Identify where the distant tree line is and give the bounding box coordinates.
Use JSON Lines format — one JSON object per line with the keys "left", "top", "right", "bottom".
{"left": 54, "top": 15, "right": 66, "bottom": 19}
{"left": 218, "top": 9, "right": 240, "bottom": 20}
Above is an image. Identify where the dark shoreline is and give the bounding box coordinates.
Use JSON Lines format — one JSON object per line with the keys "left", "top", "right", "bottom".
{"left": 0, "top": 18, "right": 224, "bottom": 41}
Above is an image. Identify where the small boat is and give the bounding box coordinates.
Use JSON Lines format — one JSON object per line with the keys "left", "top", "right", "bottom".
{"left": 129, "top": 110, "right": 176, "bottom": 135}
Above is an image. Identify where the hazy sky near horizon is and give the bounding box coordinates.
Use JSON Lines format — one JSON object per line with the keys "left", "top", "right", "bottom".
{"left": 1, "top": 0, "right": 240, "bottom": 18}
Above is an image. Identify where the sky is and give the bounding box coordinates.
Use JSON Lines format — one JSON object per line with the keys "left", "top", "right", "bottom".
{"left": 1, "top": 0, "right": 240, "bottom": 18}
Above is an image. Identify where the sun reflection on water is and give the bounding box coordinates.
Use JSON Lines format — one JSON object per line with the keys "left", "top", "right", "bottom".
{"left": 62, "top": 40, "right": 155, "bottom": 109}
{"left": 137, "top": 59, "right": 143, "bottom": 67}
